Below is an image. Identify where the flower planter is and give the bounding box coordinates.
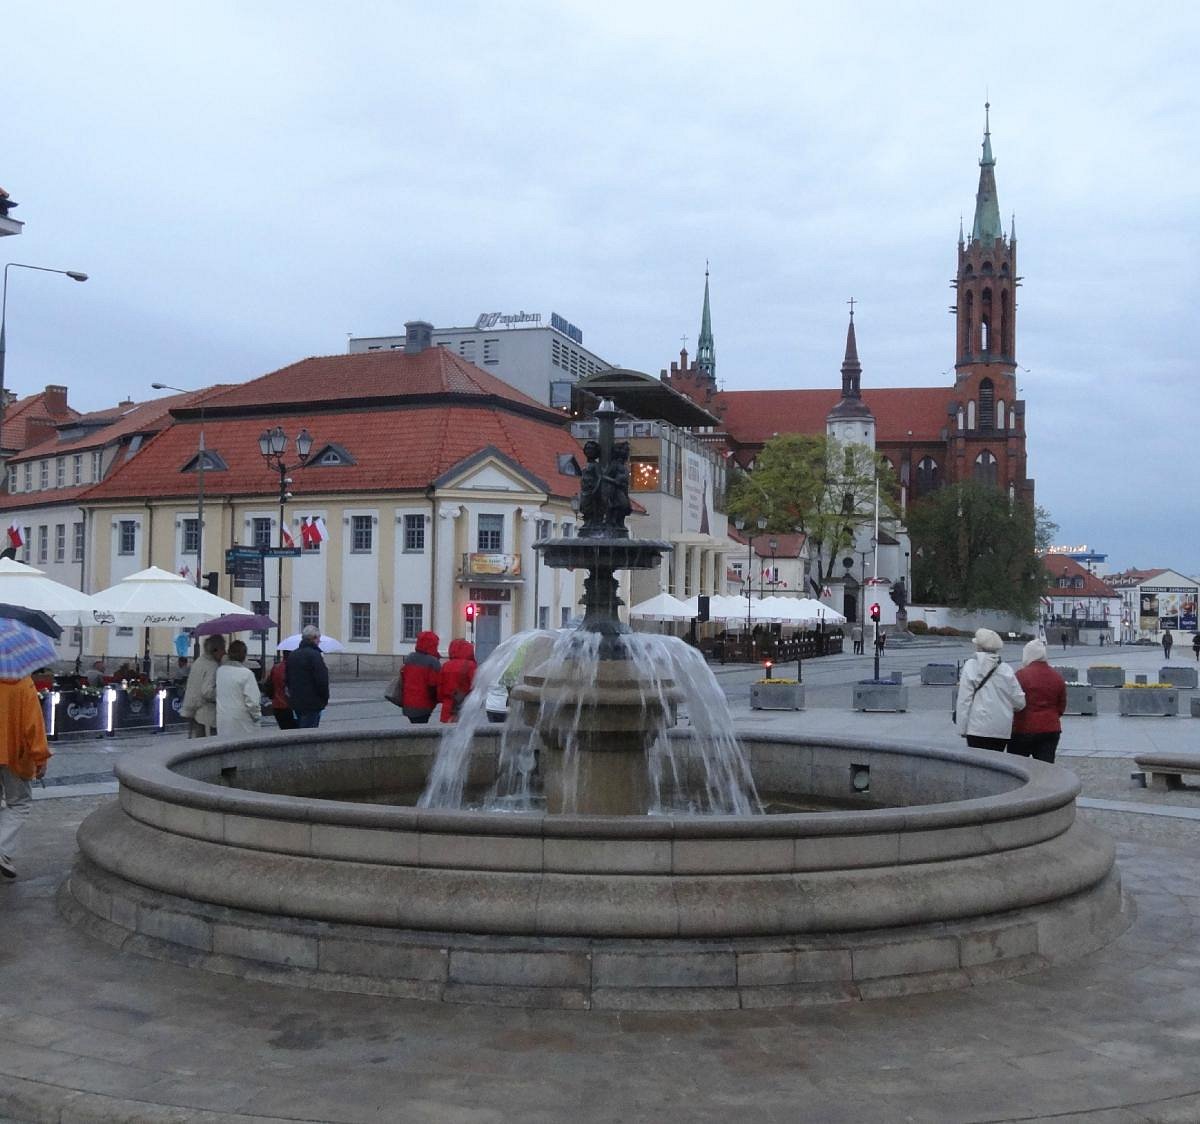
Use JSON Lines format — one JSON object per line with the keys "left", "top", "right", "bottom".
{"left": 161, "top": 687, "right": 187, "bottom": 727}
{"left": 1053, "top": 666, "right": 1079, "bottom": 683}
{"left": 1063, "top": 683, "right": 1097, "bottom": 716}
{"left": 1118, "top": 688, "right": 1178, "bottom": 717}
{"left": 1159, "top": 666, "right": 1198, "bottom": 689}
{"left": 920, "top": 663, "right": 958, "bottom": 686}
{"left": 54, "top": 693, "right": 108, "bottom": 736}
{"left": 853, "top": 682, "right": 908, "bottom": 712}
{"left": 1087, "top": 667, "right": 1126, "bottom": 688}
{"left": 115, "top": 690, "right": 157, "bottom": 731}
{"left": 751, "top": 682, "right": 804, "bottom": 711}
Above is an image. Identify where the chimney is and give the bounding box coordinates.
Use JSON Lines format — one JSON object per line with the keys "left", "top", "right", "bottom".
{"left": 404, "top": 320, "right": 434, "bottom": 355}
{"left": 43, "top": 385, "right": 70, "bottom": 416}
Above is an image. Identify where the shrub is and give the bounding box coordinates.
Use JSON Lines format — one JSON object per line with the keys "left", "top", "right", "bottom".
{"left": 907, "top": 620, "right": 929, "bottom": 635}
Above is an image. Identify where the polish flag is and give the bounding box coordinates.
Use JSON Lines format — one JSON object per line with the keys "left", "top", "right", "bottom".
{"left": 7, "top": 523, "right": 23, "bottom": 549}
{"left": 313, "top": 517, "right": 328, "bottom": 544}
{"left": 300, "top": 518, "right": 316, "bottom": 547}
{"left": 178, "top": 564, "right": 190, "bottom": 579}
{"left": 280, "top": 525, "right": 295, "bottom": 549}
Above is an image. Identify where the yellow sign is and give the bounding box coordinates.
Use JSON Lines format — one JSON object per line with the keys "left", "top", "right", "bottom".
{"left": 469, "top": 553, "right": 522, "bottom": 577}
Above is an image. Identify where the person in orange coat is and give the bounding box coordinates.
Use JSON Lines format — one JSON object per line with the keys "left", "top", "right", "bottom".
{"left": 0, "top": 676, "right": 51, "bottom": 879}
{"left": 438, "top": 638, "right": 477, "bottom": 723}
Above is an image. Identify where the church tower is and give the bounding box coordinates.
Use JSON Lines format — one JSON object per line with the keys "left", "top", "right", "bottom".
{"left": 696, "top": 265, "right": 716, "bottom": 382}
{"left": 950, "top": 104, "right": 1027, "bottom": 497}
{"left": 826, "top": 305, "right": 875, "bottom": 450}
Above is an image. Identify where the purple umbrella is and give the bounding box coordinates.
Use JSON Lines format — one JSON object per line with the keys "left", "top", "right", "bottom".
{"left": 192, "top": 613, "right": 276, "bottom": 637}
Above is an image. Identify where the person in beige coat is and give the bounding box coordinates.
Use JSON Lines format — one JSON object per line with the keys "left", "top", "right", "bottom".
{"left": 215, "top": 640, "right": 261, "bottom": 738}
{"left": 179, "top": 636, "right": 224, "bottom": 737}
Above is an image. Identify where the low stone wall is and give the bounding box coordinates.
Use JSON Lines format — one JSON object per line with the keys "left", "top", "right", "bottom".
{"left": 65, "top": 728, "right": 1126, "bottom": 1009}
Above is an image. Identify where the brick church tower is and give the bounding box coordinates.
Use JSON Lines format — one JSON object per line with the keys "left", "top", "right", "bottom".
{"left": 950, "top": 104, "right": 1032, "bottom": 503}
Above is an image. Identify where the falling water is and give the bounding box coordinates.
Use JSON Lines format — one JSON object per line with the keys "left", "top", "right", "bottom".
{"left": 419, "top": 629, "right": 761, "bottom": 816}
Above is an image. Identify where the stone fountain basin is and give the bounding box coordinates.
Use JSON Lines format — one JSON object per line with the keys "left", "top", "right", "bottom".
{"left": 65, "top": 729, "right": 1125, "bottom": 1010}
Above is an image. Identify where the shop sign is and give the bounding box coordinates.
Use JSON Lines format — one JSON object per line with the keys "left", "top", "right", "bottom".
{"left": 469, "top": 587, "right": 511, "bottom": 602}
{"left": 468, "top": 553, "right": 521, "bottom": 577}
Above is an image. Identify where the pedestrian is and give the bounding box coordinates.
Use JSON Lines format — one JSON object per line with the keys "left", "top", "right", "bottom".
{"left": 215, "top": 640, "right": 261, "bottom": 738}
{"left": 438, "top": 638, "right": 477, "bottom": 723}
{"left": 1009, "top": 638, "right": 1067, "bottom": 764}
{"left": 1193, "top": 633, "right": 1200, "bottom": 662}
{"left": 396, "top": 630, "right": 441, "bottom": 724}
{"left": 1061, "top": 631, "right": 1068, "bottom": 652}
{"left": 285, "top": 625, "right": 330, "bottom": 728}
{"left": 1162, "top": 630, "right": 1173, "bottom": 659}
{"left": 0, "top": 675, "right": 51, "bottom": 880}
{"left": 955, "top": 628, "right": 1025, "bottom": 752}
{"left": 179, "top": 635, "right": 224, "bottom": 738}
{"left": 851, "top": 624, "right": 863, "bottom": 655}
{"left": 263, "top": 653, "right": 297, "bottom": 729}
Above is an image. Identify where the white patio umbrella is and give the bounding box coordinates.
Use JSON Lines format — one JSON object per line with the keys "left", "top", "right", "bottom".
{"left": 277, "top": 633, "right": 345, "bottom": 653}
{"left": 88, "top": 566, "right": 246, "bottom": 628}
{"left": 0, "top": 557, "right": 100, "bottom": 627}
{"left": 795, "top": 597, "right": 846, "bottom": 624}
{"left": 629, "top": 592, "right": 693, "bottom": 621}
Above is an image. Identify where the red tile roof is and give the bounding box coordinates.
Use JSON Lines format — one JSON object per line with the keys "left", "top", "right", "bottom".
{"left": 1104, "top": 568, "right": 1168, "bottom": 588}
{"left": 712, "top": 387, "right": 953, "bottom": 446}
{"left": 728, "top": 528, "right": 807, "bottom": 558}
{"left": 1042, "top": 555, "right": 1121, "bottom": 600}
{"left": 0, "top": 389, "right": 79, "bottom": 452}
{"left": 0, "top": 482, "right": 94, "bottom": 513}
{"left": 82, "top": 403, "right": 583, "bottom": 502}
{"left": 198, "top": 348, "right": 561, "bottom": 420}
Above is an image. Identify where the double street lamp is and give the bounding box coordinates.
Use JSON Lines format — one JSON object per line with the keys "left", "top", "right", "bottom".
{"left": 151, "top": 382, "right": 206, "bottom": 587}
{"left": 735, "top": 515, "right": 768, "bottom": 652}
{"left": 258, "top": 425, "right": 314, "bottom": 659}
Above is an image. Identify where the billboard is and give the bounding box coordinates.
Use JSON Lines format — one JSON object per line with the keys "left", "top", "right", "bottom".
{"left": 683, "top": 451, "right": 713, "bottom": 535}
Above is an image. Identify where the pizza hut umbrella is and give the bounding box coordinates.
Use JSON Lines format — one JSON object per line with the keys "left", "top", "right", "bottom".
{"left": 0, "top": 557, "right": 99, "bottom": 628}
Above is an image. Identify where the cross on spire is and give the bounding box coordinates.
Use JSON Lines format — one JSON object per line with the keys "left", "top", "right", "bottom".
{"left": 846, "top": 296, "right": 856, "bottom": 320}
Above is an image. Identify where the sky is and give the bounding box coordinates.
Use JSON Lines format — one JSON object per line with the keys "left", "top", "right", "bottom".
{"left": 4, "top": 2, "right": 1198, "bottom": 575}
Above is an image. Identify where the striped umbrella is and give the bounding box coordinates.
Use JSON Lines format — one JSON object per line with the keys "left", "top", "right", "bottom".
{"left": 0, "top": 617, "right": 58, "bottom": 680}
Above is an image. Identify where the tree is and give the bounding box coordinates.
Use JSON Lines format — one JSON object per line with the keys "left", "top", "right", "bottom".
{"left": 725, "top": 434, "right": 899, "bottom": 586}
{"left": 907, "top": 482, "right": 1055, "bottom": 616}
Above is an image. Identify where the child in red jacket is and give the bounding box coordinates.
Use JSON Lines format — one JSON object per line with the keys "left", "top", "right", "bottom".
{"left": 438, "top": 638, "right": 477, "bottom": 723}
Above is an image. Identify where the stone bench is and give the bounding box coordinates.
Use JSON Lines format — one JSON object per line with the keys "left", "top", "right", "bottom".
{"left": 1135, "top": 753, "right": 1200, "bottom": 791}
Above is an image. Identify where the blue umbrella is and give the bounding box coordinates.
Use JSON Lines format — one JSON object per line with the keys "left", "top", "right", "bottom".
{"left": 0, "top": 617, "right": 57, "bottom": 680}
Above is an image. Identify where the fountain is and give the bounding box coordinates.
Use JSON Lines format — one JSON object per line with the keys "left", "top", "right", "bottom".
{"left": 62, "top": 403, "right": 1128, "bottom": 1009}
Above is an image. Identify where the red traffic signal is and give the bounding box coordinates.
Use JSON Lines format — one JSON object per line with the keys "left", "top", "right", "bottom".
{"left": 763, "top": 658, "right": 773, "bottom": 676}
{"left": 869, "top": 603, "right": 881, "bottom": 622}
{"left": 464, "top": 603, "right": 477, "bottom": 622}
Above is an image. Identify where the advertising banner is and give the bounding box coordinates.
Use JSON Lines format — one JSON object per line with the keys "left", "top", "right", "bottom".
{"left": 468, "top": 553, "right": 522, "bottom": 577}
{"left": 1139, "top": 593, "right": 1158, "bottom": 633}
{"left": 683, "top": 451, "right": 713, "bottom": 535}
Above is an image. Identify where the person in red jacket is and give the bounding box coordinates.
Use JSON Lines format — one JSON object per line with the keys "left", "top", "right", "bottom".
{"left": 1009, "top": 638, "right": 1067, "bottom": 763}
{"left": 398, "top": 630, "right": 441, "bottom": 724}
{"left": 438, "top": 638, "right": 477, "bottom": 723}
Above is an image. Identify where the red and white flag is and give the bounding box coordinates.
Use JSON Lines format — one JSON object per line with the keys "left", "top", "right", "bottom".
{"left": 280, "top": 525, "right": 295, "bottom": 549}
{"left": 178, "top": 564, "right": 190, "bottom": 579}
{"left": 314, "top": 516, "right": 328, "bottom": 543}
{"left": 300, "top": 518, "right": 316, "bottom": 547}
{"left": 7, "top": 523, "right": 23, "bottom": 549}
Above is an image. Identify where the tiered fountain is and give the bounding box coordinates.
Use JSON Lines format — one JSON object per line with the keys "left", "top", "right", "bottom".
{"left": 63, "top": 403, "right": 1127, "bottom": 1010}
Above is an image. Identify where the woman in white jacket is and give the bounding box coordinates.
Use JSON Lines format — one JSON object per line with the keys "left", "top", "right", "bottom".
{"left": 215, "top": 640, "right": 262, "bottom": 738}
{"left": 955, "top": 628, "right": 1025, "bottom": 751}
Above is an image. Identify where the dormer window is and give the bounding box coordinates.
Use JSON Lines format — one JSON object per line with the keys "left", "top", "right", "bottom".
{"left": 181, "top": 451, "right": 229, "bottom": 473}
{"left": 306, "top": 443, "right": 356, "bottom": 467}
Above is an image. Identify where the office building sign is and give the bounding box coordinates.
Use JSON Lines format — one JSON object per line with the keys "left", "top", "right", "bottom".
{"left": 550, "top": 312, "right": 583, "bottom": 344}
{"left": 475, "top": 310, "right": 542, "bottom": 330}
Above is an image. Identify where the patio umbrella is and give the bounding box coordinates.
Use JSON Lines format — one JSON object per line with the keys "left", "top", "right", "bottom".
{"left": 628, "top": 593, "right": 693, "bottom": 620}
{"left": 192, "top": 613, "right": 277, "bottom": 637}
{"left": 0, "top": 557, "right": 99, "bottom": 627}
{"left": 0, "top": 618, "right": 58, "bottom": 679}
{"left": 0, "top": 603, "right": 63, "bottom": 639}
{"left": 89, "top": 566, "right": 247, "bottom": 628}
{"left": 277, "top": 633, "right": 345, "bottom": 653}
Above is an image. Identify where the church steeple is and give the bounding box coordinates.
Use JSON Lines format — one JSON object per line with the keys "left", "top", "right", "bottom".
{"left": 970, "top": 102, "right": 1003, "bottom": 244}
{"left": 827, "top": 302, "right": 875, "bottom": 449}
{"left": 696, "top": 264, "right": 716, "bottom": 380}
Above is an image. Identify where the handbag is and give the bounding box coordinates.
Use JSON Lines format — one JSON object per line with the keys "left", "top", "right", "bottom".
{"left": 385, "top": 667, "right": 405, "bottom": 709}
{"left": 954, "top": 662, "right": 999, "bottom": 726}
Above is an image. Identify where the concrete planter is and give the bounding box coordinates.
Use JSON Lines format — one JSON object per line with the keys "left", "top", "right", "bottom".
{"left": 1087, "top": 667, "right": 1126, "bottom": 688}
{"left": 1053, "top": 666, "right": 1079, "bottom": 683}
{"left": 1118, "top": 688, "right": 1179, "bottom": 717}
{"left": 920, "top": 663, "right": 958, "bottom": 686}
{"left": 751, "top": 682, "right": 804, "bottom": 711}
{"left": 1159, "top": 666, "right": 1198, "bottom": 689}
{"left": 1064, "top": 684, "right": 1097, "bottom": 716}
{"left": 853, "top": 682, "right": 908, "bottom": 712}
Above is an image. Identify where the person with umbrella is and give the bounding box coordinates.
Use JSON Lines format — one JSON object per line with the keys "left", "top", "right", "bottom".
{"left": 284, "top": 626, "right": 329, "bottom": 728}
{"left": 0, "top": 618, "right": 56, "bottom": 879}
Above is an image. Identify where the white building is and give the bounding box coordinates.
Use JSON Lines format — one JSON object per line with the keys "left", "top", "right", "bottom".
{"left": 349, "top": 311, "right": 613, "bottom": 409}
{"left": 1105, "top": 568, "right": 1199, "bottom": 644}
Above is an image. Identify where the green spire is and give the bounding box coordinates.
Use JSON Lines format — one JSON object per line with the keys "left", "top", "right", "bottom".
{"left": 696, "top": 263, "right": 715, "bottom": 380}
{"left": 970, "top": 102, "right": 1003, "bottom": 244}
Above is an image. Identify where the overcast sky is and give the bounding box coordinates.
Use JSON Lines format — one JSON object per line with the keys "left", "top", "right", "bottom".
{"left": 5, "top": 2, "right": 1197, "bottom": 575}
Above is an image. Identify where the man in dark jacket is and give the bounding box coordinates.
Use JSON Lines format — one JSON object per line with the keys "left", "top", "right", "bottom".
{"left": 285, "top": 626, "right": 329, "bottom": 728}
{"left": 399, "top": 630, "right": 441, "bottom": 724}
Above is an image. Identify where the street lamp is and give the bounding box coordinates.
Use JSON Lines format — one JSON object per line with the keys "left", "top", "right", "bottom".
{"left": 735, "top": 515, "right": 768, "bottom": 655}
{"left": 151, "top": 382, "right": 206, "bottom": 587}
{"left": 766, "top": 538, "right": 778, "bottom": 597}
{"left": 1, "top": 262, "right": 88, "bottom": 435}
{"left": 259, "top": 425, "right": 314, "bottom": 660}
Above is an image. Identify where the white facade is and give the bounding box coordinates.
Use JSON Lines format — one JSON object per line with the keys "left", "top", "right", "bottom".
{"left": 1106, "top": 569, "right": 1199, "bottom": 643}
{"left": 349, "top": 317, "right": 613, "bottom": 408}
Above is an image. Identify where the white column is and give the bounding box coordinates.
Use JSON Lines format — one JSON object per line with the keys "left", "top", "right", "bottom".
{"left": 518, "top": 510, "right": 537, "bottom": 631}
{"left": 434, "top": 505, "right": 462, "bottom": 642}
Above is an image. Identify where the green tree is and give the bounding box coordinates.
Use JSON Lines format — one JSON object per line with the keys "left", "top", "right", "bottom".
{"left": 907, "top": 482, "right": 1055, "bottom": 616}
{"left": 725, "top": 434, "right": 899, "bottom": 585}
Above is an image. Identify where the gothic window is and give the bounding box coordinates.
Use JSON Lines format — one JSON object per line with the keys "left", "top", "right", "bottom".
{"left": 979, "top": 379, "right": 995, "bottom": 429}
{"left": 967, "top": 400, "right": 976, "bottom": 430}
{"left": 981, "top": 261, "right": 994, "bottom": 273}
{"left": 915, "top": 457, "right": 940, "bottom": 494}
{"left": 997, "top": 399, "right": 1006, "bottom": 429}
{"left": 981, "top": 288, "right": 992, "bottom": 353}
{"left": 1000, "top": 290, "right": 1010, "bottom": 355}
{"left": 973, "top": 450, "right": 998, "bottom": 486}
{"left": 964, "top": 291, "right": 974, "bottom": 355}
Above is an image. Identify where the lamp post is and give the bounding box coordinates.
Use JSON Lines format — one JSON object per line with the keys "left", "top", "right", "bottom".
{"left": 151, "top": 383, "right": 205, "bottom": 587}
{"left": 1, "top": 262, "right": 88, "bottom": 440}
{"left": 766, "top": 538, "right": 778, "bottom": 597}
{"left": 735, "top": 515, "right": 767, "bottom": 657}
{"left": 258, "top": 425, "right": 314, "bottom": 665}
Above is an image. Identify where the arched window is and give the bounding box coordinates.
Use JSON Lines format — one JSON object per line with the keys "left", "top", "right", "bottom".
{"left": 956, "top": 406, "right": 965, "bottom": 430}
{"left": 973, "top": 450, "right": 998, "bottom": 486}
{"left": 916, "top": 457, "right": 940, "bottom": 494}
{"left": 967, "top": 399, "right": 976, "bottom": 430}
{"left": 996, "top": 399, "right": 1006, "bottom": 429}
{"left": 964, "top": 291, "right": 974, "bottom": 356}
{"left": 981, "top": 261, "right": 994, "bottom": 273}
{"left": 981, "top": 288, "right": 993, "bottom": 353}
{"left": 1000, "top": 290, "right": 1010, "bottom": 354}
{"left": 979, "top": 379, "right": 995, "bottom": 429}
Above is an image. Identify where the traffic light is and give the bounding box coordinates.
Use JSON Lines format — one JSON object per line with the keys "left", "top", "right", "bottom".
{"left": 464, "top": 602, "right": 477, "bottom": 623}
{"left": 203, "top": 572, "right": 219, "bottom": 594}
{"left": 696, "top": 595, "right": 710, "bottom": 623}
{"left": 869, "top": 603, "right": 881, "bottom": 623}
{"left": 763, "top": 658, "right": 773, "bottom": 678}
